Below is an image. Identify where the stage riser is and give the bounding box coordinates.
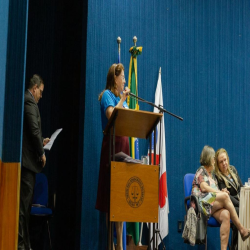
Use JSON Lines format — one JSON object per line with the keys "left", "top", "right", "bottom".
{"left": 0, "top": 159, "right": 20, "bottom": 250}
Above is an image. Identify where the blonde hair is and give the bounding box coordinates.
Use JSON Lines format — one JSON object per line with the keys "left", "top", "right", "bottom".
{"left": 215, "top": 148, "right": 239, "bottom": 188}
{"left": 200, "top": 145, "right": 215, "bottom": 167}
{"left": 98, "top": 63, "right": 124, "bottom": 101}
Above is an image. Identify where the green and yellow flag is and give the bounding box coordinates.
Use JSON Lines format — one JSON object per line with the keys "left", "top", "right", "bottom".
{"left": 127, "top": 46, "right": 142, "bottom": 158}
{"left": 126, "top": 45, "right": 142, "bottom": 246}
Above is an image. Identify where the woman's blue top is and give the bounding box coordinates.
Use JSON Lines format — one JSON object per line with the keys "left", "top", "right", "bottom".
{"left": 100, "top": 90, "right": 128, "bottom": 131}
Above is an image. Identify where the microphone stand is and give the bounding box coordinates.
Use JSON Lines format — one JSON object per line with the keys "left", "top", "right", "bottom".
{"left": 129, "top": 93, "right": 183, "bottom": 121}
{"left": 129, "top": 93, "right": 183, "bottom": 250}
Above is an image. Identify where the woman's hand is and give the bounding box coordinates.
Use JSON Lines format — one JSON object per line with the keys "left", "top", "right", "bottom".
{"left": 105, "top": 87, "right": 131, "bottom": 120}
{"left": 121, "top": 87, "right": 130, "bottom": 102}
{"left": 221, "top": 188, "right": 230, "bottom": 194}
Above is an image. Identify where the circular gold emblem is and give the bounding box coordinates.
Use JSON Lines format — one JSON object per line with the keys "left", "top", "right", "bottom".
{"left": 125, "top": 176, "right": 145, "bottom": 208}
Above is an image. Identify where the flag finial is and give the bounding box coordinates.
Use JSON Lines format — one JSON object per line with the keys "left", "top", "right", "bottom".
{"left": 117, "top": 36, "right": 121, "bottom": 45}
{"left": 117, "top": 37, "right": 121, "bottom": 63}
{"left": 133, "top": 36, "right": 137, "bottom": 46}
{"left": 117, "top": 37, "right": 121, "bottom": 53}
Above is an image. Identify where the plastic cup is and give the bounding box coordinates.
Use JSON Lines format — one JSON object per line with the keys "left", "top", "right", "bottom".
{"left": 141, "top": 155, "right": 148, "bottom": 165}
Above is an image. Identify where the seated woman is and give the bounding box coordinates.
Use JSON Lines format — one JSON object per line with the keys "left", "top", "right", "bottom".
{"left": 215, "top": 148, "right": 243, "bottom": 214}
{"left": 192, "top": 145, "right": 250, "bottom": 250}
{"left": 215, "top": 148, "right": 243, "bottom": 250}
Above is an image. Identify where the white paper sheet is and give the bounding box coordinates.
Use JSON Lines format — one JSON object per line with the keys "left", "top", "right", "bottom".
{"left": 43, "top": 128, "right": 63, "bottom": 150}
{"left": 115, "top": 151, "right": 143, "bottom": 164}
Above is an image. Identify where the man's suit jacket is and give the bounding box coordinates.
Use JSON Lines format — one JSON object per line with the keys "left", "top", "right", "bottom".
{"left": 22, "top": 90, "right": 44, "bottom": 173}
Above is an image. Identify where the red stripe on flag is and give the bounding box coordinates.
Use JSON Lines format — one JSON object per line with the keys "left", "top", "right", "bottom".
{"left": 149, "top": 153, "right": 159, "bottom": 165}
{"left": 149, "top": 153, "right": 167, "bottom": 208}
{"left": 159, "top": 172, "right": 167, "bottom": 208}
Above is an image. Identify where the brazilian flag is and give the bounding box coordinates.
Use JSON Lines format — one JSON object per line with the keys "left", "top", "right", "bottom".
{"left": 126, "top": 45, "right": 142, "bottom": 246}
{"left": 127, "top": 46, "right": 142, "bottom": 158}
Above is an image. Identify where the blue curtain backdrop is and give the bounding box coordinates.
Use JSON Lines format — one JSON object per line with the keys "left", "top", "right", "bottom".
{"left": 0, "top": 0, "right": 9, "bottom": 159}
{"left": 0, "top": 0, "right": 29, "bottom": 162}
{"left": 81, "top": 0, "right": 250, "bottom": 249}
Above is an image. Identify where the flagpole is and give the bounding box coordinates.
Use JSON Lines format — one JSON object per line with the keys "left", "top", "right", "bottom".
{"left": 117, "top": 37, "right": 121, "bottom": 63}
{"left": 116, "top": 36, "right": 128, "bottom": 250}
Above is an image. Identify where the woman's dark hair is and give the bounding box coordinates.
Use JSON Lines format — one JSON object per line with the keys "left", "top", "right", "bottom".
{"left": 98, "top": 63, "right": 124, "bottom": 101}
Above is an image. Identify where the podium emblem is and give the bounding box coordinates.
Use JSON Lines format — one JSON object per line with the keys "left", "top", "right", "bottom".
{"left": 125, "top": 176, "right": 145, "bottom": 208}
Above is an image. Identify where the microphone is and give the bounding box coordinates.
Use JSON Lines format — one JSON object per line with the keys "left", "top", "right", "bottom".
{"left": 128, "top": 92, "right": 137, "bottom": 98}
{"left": 126, "top": 89, "right": 184, "bottom": 121}
{"left": 125, "top": 87, "right": 137, "bottom": 98}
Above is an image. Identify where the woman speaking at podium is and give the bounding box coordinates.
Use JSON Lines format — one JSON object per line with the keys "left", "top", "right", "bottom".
{"left": 96, "top": 63, "right": 130, "bottom": 250}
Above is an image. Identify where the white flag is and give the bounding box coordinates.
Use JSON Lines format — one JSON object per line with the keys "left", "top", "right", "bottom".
{"left": 148, "top": 67, "right": 169, "bottom": 245}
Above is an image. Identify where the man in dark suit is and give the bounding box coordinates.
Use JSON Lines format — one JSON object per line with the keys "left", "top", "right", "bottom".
{"left": 18, "top": 74, "right": 50, "bottom": 250}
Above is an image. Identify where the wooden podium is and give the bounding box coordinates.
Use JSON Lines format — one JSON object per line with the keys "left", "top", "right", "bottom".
{"left": 110, "top": 161, "right": 159, "bottom": 223}
{"left": 104, "top": 107, "right": 162, "bottom": 249}
{"left": 104, "top": 107, "right": 162, "bottom": 139}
